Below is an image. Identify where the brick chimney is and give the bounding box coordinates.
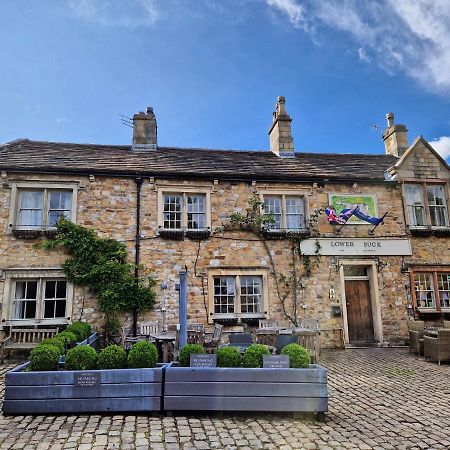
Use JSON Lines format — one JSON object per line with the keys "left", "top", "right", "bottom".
{"left": 269, "top": 96, "right": 295, "bottom": 158}
{"left": 132, "top": 106, "right": 157, "bottom": 151}
{"left": 382, "top": 112, "right": 408, "bottom": 157}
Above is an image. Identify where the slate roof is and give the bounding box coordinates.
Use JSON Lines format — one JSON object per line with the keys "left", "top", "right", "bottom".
{"left": 0, "top": 139, "right": 398, "bottom": 183}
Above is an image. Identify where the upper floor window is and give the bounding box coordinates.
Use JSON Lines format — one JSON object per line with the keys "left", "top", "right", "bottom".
{"left": 17, "top": 189, "right": 72, "bottom": 229}
{"left": 157, "top": 187, "right": 211, "bottom": 235}
{"left": 404, "top": 183, "right": 449, "bottom": 227}
{"left": 8, "top": 183, "right": 78, "bottom": 234}
{"left": 263, "top": 195, "right": 306, "bottom": 230}
{"left": 163, "top": 193, "right": 206, "bottom": 230}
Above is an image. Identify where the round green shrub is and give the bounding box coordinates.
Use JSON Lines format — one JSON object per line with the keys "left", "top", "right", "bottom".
{"left": 98, "top": 345, "right": 127, "bottom": 369}
{"left": 40, "top": 337, "right": 65, "bottom": 355}
{"left": 66, "top": 322, "right": 92, "bottom": 341}
{"left": 178, "top": 344, "right": 205, "bottom": 367}
{"left": 216, "top": 346, "right": 242, "bottom": 368}
{"left": 127, "top": 341, "right": 158, "bottom": 368}
{"left": 57, "top": 331, "right": 78, "bottom": 344}
{"left": 281, "top": 343, "right": 310, "bottom": 368}
{"left": 29, "top": 344, "right": 61, "bottom": 371}
{"left": 65, "top": 345, "right": 98, "bottom": 371}
{"left": 243, "top": 344, "right": 270, "bottom": 368}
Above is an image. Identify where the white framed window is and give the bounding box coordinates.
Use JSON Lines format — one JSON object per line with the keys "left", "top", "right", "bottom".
{"left": 411, "top": 268, "right": 450, "bottom": 312}
{"left": 2, "top": 269, "right": 73, "bottom": 326}
{"left": 404, "top": 183, "right": 449, "bottom": 227}
{"left": 263, "top": 194, "right": 306, "bottom": 230}
{"left": 157, "top": 187, "right": 211, "bottom": 231}
{"left": 208, "top": 270, "right": 268, "bottom": 321}
{"left": 8, "top": 182, "right": 78, "bottom": 232}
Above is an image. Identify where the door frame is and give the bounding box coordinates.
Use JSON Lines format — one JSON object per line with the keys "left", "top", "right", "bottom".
{"left": 339, "top": 260, "right": 383, "bottom": 345}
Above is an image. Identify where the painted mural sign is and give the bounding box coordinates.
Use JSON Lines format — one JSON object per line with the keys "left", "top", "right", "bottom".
{"left": 329, "top": 194, "right": 377, "bottom": 225}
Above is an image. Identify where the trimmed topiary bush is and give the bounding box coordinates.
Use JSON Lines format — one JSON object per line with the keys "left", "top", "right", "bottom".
{"left": 98, "top": 344, "right": 127, "bottom": 369}
{"left": 65, "top": 345, "right": 98, "bottom": 371}
{"left": 216, "top": 346, "right": 242, "bottom": 368}
{"left": 178, "top": 344, "right": 205, "bottom": 367}
{"left": 29, "top": 344, "right": 61, "bottom": 371}
{"left": 66, "top": 321, "right": 92, "bottom": 342}
{"left": 127, "top": 341, "right": 158, "bottom": 369}
{"left": 57, "top": 331, "right": 78, "bottom": 345}
{"left": 243, "top": 344, "right": 271, "bottom": 368}
{"left": 40, "top": 337, "right": 65, "bottom": 355}
{"left": 281, "top": 343, "right": 310, "bottom": 368}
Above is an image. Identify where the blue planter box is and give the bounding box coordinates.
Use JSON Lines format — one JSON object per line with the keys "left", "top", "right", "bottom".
{"left": 164, "top": 364, "right": 328, "bottom": 418}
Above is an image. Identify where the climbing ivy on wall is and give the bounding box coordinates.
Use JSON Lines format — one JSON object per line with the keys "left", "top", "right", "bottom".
{"left": 38, "top": 218, "right": 156, "bottom": 315}
{"left": 215, "top": 193, "right": 324, "bottom": 327}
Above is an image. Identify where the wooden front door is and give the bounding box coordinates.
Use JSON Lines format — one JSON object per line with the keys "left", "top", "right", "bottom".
{"left": 345, "top": 279, "right": 374, "bottom": 342}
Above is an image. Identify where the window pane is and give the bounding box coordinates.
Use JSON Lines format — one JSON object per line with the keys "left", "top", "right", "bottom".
{"left": 286, "top": 197, "right": 305, "bottom": 229}
{"left": 43, "top": 281, "right": 67, "bottom": 318}
{"left": 414, "top": 273, "right": 435, "bottom": 308}
{"left": 438, "top": 273, "right": 450, "bottom": 308}
{"left": 405, "top": 185, "right": 425, "bottom": 226}
{"left": 163, "top": 194, "right": 182, "bottom": 229}
{"left": 187, "top": 194, "right": 206, "bottom": 229}
{"left": 13, "top": 281, "right": 37, "bottom": 319}
{"left": 344, "top": 266, "right": 368, "bottom": 277}
{"left": 213, "top": 277, "right": 235, "bottom": 314}
{"left": 264, "top": 196, "right": 282, "bottom": 229}
{"left": 48, "top": 191, "right": 72, "bottom": 226}
{"left": 240, "top": 276, "right": 262, "bottom": 314}
{"left": 427, "top": 186, "right": 448, "bottom": 226}
{"left": 18, "top": 191, "right": 43, "bottom": 227}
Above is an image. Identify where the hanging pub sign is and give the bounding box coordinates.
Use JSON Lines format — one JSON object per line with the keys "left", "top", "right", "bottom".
{"left": 300, "top": 238, "right": 412, "bottom": 256}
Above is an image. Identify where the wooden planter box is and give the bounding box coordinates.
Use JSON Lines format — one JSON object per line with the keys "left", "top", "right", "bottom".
{"left": 164, "top": 364, "right": 328, "bottom": 417}
{"left": 3, "top": 363, "right": 164, "bottom": 415}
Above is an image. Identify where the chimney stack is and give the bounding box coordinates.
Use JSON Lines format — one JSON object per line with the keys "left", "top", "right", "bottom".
{"left": 382, "top": 112, "right": 408, "bottom": 157}
{"left": 269, "top": 96, "right": 295, "bottom": 158}
{"left": 132, "top": 106, "right": 157, "bottom": 151}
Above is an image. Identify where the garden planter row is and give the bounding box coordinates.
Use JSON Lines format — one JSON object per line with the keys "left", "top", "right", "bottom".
{"left": 3, "top": 361, "right": 328, "bottom": 417}
{"left": 164, "top": 364, "right": 327, "bottom": 416}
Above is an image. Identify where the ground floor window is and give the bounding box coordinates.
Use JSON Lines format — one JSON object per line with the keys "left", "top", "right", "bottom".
{"left": 411, "top": 268, "right": 450, "bottom": 311}
{"left": 12, "top": 279, "right": 68, "bottom": 320}
{"left": 212, "top": 275, "right": 264, "bottom": 317}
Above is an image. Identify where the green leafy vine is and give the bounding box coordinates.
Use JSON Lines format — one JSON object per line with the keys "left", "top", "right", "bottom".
{"left": 37, "top": 219, "right": 156, "bottom": 318}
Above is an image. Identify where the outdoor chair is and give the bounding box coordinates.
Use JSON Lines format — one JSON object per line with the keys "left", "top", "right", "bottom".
{"left": 258, "top": 319, "right": 280, "bottom": 329}
{"left": 297, "top": 318, "right": 320, "bottom": 331}
{"left": 423, "top": 328, "right": 450, "bottom": 365}
{"left": 443, "top": 321, "right": 450, "bottom": 329}
{"left": 292, "top": 328, "right": 321, "bottom": 363}
{"left": 187, "top": 323, "right": 204, "bottom": 333}
{"left": 407, "top": 320, "right": 425, "bottom": 355}
{"left": 140, "top": 321, "right": 160, "bottom": 337}
{"left": 255, "top": 329, "right": 278, "bottom": 354}
{"left": 204, "top": 323, "right": 223, "bottom": 353}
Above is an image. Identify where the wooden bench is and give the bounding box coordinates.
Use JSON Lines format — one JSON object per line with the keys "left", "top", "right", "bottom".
{"left": 1, "top": 327, "right": 59, "bottom": 363}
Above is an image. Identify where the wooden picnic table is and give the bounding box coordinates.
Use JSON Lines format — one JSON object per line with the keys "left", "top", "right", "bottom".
{"left": 150, "top": 331, "right": 176, "bottom": 363}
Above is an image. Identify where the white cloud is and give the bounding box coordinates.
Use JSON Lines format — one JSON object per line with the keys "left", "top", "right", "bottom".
{"left": 67, "top": 0, "right": 159, "bottom": 28}
{"left": 357, "top": 47, "right": 370, "bottom": 63}
{"left": 265, "top": 0, "right": 450, "bottom": 94}
{"left": 266, "top": 0, "right": 306, "bottom": 29}
{"left": 429, "top": 136, "right": 450, "bottom": 161}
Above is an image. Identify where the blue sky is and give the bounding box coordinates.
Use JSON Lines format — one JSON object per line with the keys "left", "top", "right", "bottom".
{"left": 1, "top": 0, "right": 449, "bottom": 160}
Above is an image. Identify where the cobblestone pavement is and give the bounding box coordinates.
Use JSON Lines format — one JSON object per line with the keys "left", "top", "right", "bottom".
{"left": 0, "top": 348, "right": 449, "bottom": 449}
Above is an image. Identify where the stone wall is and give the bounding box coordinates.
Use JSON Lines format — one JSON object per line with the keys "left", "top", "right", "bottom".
{"left": 0, "top": 172, "right": 415, "bottom": 347}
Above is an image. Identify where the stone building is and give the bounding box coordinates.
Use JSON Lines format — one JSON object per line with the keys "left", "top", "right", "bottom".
{"left": 0, "top": 98, "right": 448, "bottom": 348}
